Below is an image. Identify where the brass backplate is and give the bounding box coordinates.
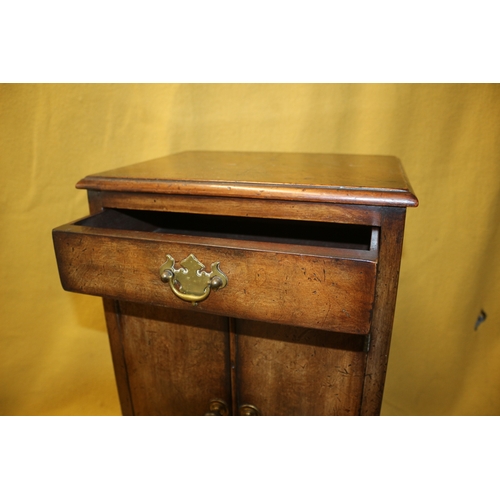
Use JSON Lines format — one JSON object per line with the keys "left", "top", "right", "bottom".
{"left": 159, "top": 253, "right": 228, "bottom": 305}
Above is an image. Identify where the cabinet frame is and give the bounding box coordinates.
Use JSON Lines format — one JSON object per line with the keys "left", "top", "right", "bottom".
{"left": 53, "top": 152, "right": 417, "bottom": 416}
{"left": 85, "top": 190, "right": 407, "bottom": 416}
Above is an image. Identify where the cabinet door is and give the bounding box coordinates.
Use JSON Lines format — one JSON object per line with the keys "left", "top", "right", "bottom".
{"left": 118, "top": 302, "right": 231, "bottom": 415}
{"left": 235, "top": 320, "right": 367, "bottom": 416}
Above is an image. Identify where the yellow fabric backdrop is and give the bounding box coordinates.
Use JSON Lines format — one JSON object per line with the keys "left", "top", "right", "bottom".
{"left": 1, "top": 83, "right": 499, "bottom": 415}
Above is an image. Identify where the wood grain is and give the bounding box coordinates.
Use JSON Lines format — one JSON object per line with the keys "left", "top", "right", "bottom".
{"left": 360, "top": 209, "right": 407, "bottom": 415}
{"left": 102, "top": 299, "right": 134, "bottom": 415}
{"left": 52, "top": 150, "right": 418, "bottom": 416}
{"left": 99, "top": 192, "right": 384, "bottom": 227}
{"left": 53, "top": 223, "right": 378, "bottom": 334}
{"left": 235, "top": 320, "right": 367, "bottom": 415}
{"left": 118, "top": 302, "right": 231, "bottom": 416}
{"left": 77, "top": 151, "right": 418, "bottom": 207}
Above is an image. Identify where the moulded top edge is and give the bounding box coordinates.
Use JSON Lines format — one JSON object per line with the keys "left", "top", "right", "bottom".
{"left": 76, "top": 151, "right": 419, "bottom": 207}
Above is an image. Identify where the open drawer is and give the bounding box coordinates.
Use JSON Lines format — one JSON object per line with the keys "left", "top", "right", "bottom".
{"left": 52, "top": 209, "right": 378, "bottom": 334}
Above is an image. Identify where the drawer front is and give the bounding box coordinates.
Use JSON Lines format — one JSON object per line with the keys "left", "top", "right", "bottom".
{"left": 53, "top": 221, "right": 377, "bottom": 334}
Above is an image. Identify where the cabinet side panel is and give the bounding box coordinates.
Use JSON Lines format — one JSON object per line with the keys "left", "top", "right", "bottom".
{"left": 119, "top": 302, "right": 231, "bottom": 416}
{"left": 102, "top": 299, "right": 135, "bottom": 415}
{"left": 360, "top": 208, "right": 406, "bottom": 415}
{"left": 235, "top": 320, "right": 367, "bottom": 416}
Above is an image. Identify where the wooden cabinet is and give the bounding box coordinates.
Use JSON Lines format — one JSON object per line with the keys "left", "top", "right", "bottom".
{"left": 53, "top": 151, "right": 418, "bottom": 415}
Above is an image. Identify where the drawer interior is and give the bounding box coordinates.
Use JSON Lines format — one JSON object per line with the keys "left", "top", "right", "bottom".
{"left": 76, "top": 209, "right": 377, "bottom": 251}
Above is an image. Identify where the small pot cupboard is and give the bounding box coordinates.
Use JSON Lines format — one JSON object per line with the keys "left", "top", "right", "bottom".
{"left": 53, "top": 151, "right": 418, "bottom": 416}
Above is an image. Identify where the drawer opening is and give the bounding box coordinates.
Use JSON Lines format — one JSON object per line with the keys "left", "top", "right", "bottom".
{"left": 76, "top": 209, "right": 376, "bottom": 251}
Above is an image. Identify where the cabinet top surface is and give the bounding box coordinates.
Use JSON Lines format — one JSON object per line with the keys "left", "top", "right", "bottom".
{"left": 77, "top": 151, "right": 418, "bottom": 207}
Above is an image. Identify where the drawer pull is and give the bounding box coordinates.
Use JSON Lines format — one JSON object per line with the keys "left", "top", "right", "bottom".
{"left": 159, "top": 253, "right": 228, "bottom": 305}
{"left": 205, "top": 399, "right": 229, "bottom": 416}
{"left": 239, "top": 404, "right": 261, "bottom": 416}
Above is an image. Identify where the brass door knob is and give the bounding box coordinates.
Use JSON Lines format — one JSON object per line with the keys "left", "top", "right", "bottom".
{"left": 239, "top": 404, "right": 261, "bottom": 416}
{"left": 204, "top": 399, "right": 229, "bottom": 416}
{"left": 160, "top": 253, "right": 228, "bottom": 305}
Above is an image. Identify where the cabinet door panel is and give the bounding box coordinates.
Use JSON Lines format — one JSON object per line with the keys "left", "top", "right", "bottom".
{"left": 235, "top": 320, "right": 367, "bottom": 416}
{"left": 119, "top": 302, "right": 231, "bottom": 415}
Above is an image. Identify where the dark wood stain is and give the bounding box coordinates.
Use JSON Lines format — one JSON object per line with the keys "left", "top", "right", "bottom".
{"left": 52, "top": 151, "right": 418, "bottom": 415}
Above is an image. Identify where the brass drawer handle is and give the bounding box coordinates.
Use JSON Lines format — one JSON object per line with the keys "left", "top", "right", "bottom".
{"left": 239, "top": 404, "right": 261, "bottom": 416}
{"left": 159, "top": 254, "right": 228, "bottom": 305}
{"left": 205, "top": 399, "right": 229, "bottom": 416}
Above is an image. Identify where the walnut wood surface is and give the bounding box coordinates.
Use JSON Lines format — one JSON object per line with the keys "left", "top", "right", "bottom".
{"left": 53, "top": 222, "right": 377, "bottom": 334}
{"left": 102, "top": 299, "right": 134, "bottom": 415}
{"left": 77, "top": 151, "right": 418, "bottom": 207}
{"left": 53, "top": 150, "right": 418, "bottom": 416}
{"left": 99, "top": 191, "right": 384, "bottom": 227}
{"left": 118, "top": 302, "right": 230, "bottom": 416}
{"left": 360, "top": 209, "right": 407, "bottom": 415}
{"left": 235, "top": 320, "right": 367, "bottom": 416}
